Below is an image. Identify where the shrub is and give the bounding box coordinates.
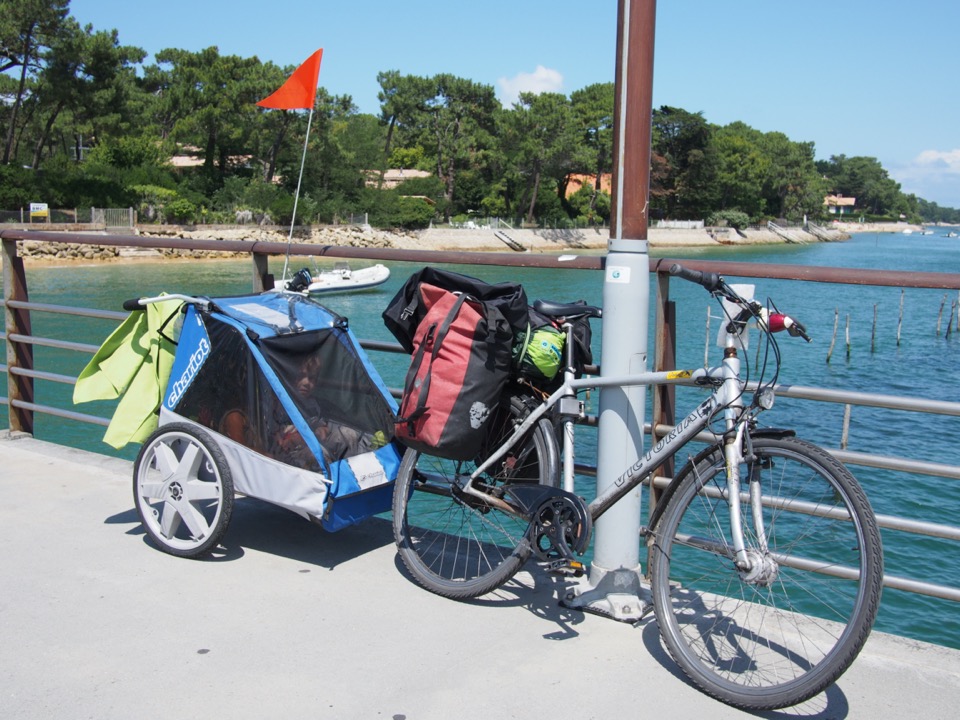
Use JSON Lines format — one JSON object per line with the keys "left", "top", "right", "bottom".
{"left": 706, "top": 209, "right": 751, "bottom": 229}
{"left": 367, "top": 190, "right": 435, "bottom": 229}
{"left": 166, "top": 198, "right": 197, "bottom": 223}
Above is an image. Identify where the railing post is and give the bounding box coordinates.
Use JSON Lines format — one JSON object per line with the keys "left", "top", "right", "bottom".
{"left": 651, "top": 269, "right": 677, "bottom": 505}
{"left": 252, "top": 252, "right": 274, "bottom": 292}
{"left": 2, "top": 238, "right": 34, "bottom": 434}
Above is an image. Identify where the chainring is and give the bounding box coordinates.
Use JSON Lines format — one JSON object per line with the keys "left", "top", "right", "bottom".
{"left": 502, "top": 484, "right": 592, "bottom": 562}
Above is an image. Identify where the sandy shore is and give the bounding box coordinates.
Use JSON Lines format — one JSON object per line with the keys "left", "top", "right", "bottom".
{"left": 11, "top": 221, "right": 923, "bottom": 263}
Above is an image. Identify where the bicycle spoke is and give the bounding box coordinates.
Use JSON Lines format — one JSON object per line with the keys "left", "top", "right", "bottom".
{"left": 651, "top": 436, "right": 882, "bottom": 711}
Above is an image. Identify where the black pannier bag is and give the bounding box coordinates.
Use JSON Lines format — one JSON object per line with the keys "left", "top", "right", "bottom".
{"left": 383, "top": 269, "right": 527, "bottom": 460}
{"left": 382, "top": 267, "right": 529, "bottom": 353}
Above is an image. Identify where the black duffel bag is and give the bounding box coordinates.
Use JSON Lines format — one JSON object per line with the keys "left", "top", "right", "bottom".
{"left": 382, "top": 267, "right": 529, "bottom": 354}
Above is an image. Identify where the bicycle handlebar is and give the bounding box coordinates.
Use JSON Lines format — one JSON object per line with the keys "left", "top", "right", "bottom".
{"left": 669, "top": 263, "right": 723, "bottom": 293}
{"left": 670, "top": 263, "right": 812, "bottom": 342}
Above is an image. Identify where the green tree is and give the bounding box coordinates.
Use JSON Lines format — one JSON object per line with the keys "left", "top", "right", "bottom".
{"left": 504, "top": 91, "right": 578, "bottom": 223}
{"left": 424, "top": 74, "right": 497, "bottom": 219}
{"left": 376, "top": 70, "right": 433, "bottom": 186}
{"left": 148, "top": 47, "right": 264, "bottom": 188}
{"left": 249, "top": 61, "right": 306, "bottom": 183}
{"left": 760, "top": 132, "right": 825, "bottom": 219}
{"left": 651, "top": 105, "right": 717, "bottom": 219}
{"left": 567, "top": 182, "right": 610, "bottom": 225}
{"left": 405, "top": 74, "right": 498, "bottom": 221}
{"left": 817, "top": 154, "right": 905, "bottom": 217}
{"left": 570, "top": 83, "right": 615, "bottom": 212}
{"left": 1, "top": 0, "right": 70, "bottom": 164}
{"left": 26, "top": 19, "right": 145, "bottom": 169}
{"left": 294, "top": 90, "right": 369, "bottom": 220}
{"left": 710, "top": 121, "right": 769, "bottom": 219}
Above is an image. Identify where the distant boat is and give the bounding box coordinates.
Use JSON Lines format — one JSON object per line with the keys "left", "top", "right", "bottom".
{"left": 945, "top": 231, "right": 959, "bottom": 238}
{"left": 306, "top": 262, "right": 391, "bottom": 295}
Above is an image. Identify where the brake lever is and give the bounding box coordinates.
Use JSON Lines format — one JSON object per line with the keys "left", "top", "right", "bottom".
{"left": 786, "top": 317, "right": 811, "bottom": 342}
{"left": 767, "top": 312, "right": 811, "bottom": 342}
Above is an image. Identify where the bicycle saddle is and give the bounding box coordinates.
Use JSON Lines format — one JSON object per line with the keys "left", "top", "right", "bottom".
{"left": 533, "top": 299, "right": 602, "bottom": 319}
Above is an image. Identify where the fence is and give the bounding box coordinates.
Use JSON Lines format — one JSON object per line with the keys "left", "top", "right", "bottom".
{"left": 2, "top": 229, "right": 960, "bottom": 609}
{"left": 1, "top": 208, "right": 90, "bottom": 224}
{"left": 656, "top": 219, "right": 705, "bottom": 230}
{"left": 1, "top": 208, "right": 135, "bottom": 227}
{"left": 91, "top": 207, "right": 135, "bottom": 230}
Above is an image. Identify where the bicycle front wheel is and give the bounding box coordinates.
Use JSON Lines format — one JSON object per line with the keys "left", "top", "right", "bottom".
{"left": 392, "top": 394, "right": 559, "bottom": 599}
{"left": 650, "top": 435, "right": 883, "bottom": 711}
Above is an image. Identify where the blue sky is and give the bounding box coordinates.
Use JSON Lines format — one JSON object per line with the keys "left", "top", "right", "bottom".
{"left": 68, "top": 0, "right": 960, "bottom": 209}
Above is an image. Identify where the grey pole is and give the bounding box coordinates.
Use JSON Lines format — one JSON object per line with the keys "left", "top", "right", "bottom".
{"left": 564, "top": 0, "right": 656, "bottom": 621}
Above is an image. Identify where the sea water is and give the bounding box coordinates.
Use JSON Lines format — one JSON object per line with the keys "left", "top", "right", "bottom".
{"left": 3, "top": 229, "right": 959, "bottom": 648}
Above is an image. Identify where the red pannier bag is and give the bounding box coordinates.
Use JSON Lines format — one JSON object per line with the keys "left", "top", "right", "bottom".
{"left": 395, "top": 283, "right": 513, "bottom": 460}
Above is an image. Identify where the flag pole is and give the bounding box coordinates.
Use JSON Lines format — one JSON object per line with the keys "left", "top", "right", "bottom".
{"left": 281, "top": 106, "right": 314, "bottom": 285}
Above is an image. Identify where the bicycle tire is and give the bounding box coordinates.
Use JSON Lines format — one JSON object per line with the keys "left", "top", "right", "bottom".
{"left": 393, "top": 393, "right": 559, "bottom": 599}
{"left": 650, "top": 435, "right": 883, "bottom": 710}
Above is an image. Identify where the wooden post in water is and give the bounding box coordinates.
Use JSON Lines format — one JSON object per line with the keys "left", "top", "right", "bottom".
{"left": 871, "top": 303, "right": 878, "bottom": 353}
{"left": 827, "top": 307, "right": 839, "bottom": 363}
{"left": 947, "top": 301, "right": 956, "bottom": 339}
{"left": 845, "top": 314, "right": 851, "bottom": 360}
{"left": 841, "top": 404, "right": 852, "bottom": 450}
{"left": 897, "top": 289, "right": 904, "bottom": 347}
{"left": 937, "top": 294, "right": 946, "bottom": 335}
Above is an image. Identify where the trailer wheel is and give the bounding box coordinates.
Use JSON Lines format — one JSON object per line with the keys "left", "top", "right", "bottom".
{"left": 133, "top": 423, "right": 234, "bottom": 558}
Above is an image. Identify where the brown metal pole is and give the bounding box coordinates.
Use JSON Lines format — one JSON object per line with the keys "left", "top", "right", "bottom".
{"left": 610, "top": 0, "right": 656, "bottom": 244}
{"left": 3, "top": 239, "right": 35, "bottom": 434}
{"left": 573, "top": 0, "right": 658, "bottom": 620}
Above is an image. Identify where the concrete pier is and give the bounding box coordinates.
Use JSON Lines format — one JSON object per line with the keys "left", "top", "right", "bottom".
{"left": 1, "top": 433, "right": 958, "bottom": 719}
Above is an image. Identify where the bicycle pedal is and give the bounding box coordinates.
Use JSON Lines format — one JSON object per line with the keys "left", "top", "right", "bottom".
{"left": 543, "top": 559, "right": 586, "bottom": 577}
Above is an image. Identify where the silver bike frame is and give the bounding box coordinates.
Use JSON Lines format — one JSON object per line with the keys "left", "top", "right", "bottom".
{"left": 464, "top": 316, "right": 764, "bottom": 571}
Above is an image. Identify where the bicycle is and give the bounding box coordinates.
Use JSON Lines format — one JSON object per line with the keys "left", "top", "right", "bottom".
{"left": 391, "top": 263, "right": 884, "bottom": 711}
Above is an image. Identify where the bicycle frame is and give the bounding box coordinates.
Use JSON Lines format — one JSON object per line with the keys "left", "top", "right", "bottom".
{"left": 467, "top": 319, "right": 760, "bottom": 570}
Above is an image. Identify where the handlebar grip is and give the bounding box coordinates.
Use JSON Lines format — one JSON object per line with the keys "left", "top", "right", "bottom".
{"left": 122, "top": 298, "right": 145, "bottom": 311}
{"left": 668, "top": 263, "right": 722, "bottom": 292}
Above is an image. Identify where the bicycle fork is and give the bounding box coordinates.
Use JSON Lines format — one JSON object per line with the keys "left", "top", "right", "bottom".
{"left": 719, "top": 348, "right": 775, "bottom": 585}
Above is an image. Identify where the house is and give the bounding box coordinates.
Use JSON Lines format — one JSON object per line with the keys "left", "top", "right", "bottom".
{"left": 169, "top": 145, "right": 253, "bottom": 171}
{"left": 369, "top": 168, "right": 433, "bottom": 189}
{"left": 824, "top": 194, "right": 856, "bottom": 216}
{"left": 565, "top": 173, "right": 612, "bottom": 198}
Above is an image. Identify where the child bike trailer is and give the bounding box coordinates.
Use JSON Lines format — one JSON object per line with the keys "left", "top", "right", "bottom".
{"left": 133, "top": 292, "right": 402, "bottom": 557}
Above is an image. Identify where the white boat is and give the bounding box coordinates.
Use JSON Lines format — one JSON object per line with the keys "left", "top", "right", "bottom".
{"left": 306, "top": 262, "right": 391, "bottom": 295}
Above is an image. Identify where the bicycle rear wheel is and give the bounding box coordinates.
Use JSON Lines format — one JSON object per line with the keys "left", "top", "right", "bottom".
{"left": 650, "top": 435, "right": 883, "bottom": 710}
{"left": 392, "top": 394, "right": 559, "bottom": 599}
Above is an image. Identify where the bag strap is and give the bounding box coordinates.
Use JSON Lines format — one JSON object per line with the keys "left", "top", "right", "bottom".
{"left": 515, "top": 321, "right": 531, "bottom": 370}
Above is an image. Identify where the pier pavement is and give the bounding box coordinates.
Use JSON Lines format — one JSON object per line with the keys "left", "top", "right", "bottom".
{"left": 1, "top": 432, "right": 958, "bottom": 720}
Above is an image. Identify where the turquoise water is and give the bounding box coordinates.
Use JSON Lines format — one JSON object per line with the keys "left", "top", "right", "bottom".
{"left": 3, "top": 229, "right": 959, "bottom": 648}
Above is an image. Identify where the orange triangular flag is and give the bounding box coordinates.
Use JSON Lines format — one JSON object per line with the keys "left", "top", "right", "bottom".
{"left": 257, "top": 49, "right": 323, "bottom": 110}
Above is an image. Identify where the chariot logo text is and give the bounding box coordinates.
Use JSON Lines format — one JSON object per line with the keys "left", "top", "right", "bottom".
{"left": 167, "top": 338, "right": 210, "bottom": 406}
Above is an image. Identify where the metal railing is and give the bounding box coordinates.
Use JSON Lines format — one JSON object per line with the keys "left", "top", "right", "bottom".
{"left": 3, "top": 228, "right": 960, "bottom": 605}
